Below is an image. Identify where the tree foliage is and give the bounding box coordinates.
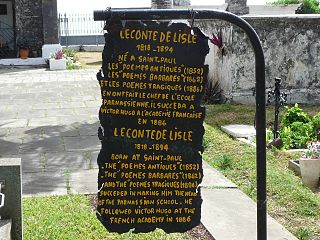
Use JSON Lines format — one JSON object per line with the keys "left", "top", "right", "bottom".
{"left": 296, "top": 0, "right": 320, "bottom": 13}
{"left": 271, "top": 0, "right": 300, "bottom": 5}
{"left": 271, "top": 0, "right": 320, "bottom": 13}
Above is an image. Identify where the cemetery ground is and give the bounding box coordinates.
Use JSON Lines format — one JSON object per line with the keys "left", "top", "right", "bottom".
{"left": 203, "top": 105, "right": 320, "bottom": 239}
{"left": 22, "top": 104, "right": 320, "bottom": 239}
{"left": 0, "top": 52, "right": 319, "bottom": 239}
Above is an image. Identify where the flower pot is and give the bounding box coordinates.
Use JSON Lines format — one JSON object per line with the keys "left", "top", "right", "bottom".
{"left": 19, "top": 48, "right": 29, "bottom": 59}
{"left": 299, "top": 158, "right": 320, "bottom": 189}
{"left": 49, "top": 58, "right": 66, "bottom": 70}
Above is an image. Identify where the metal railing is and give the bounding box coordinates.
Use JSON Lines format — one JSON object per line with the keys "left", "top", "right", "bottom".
{"left": 59, "top": 13, "right": 105, "bottom": 36}
{"left": 0, "top": 21, "right": 16, "bottom": 59}
{"left": 58, "top": 13, "right": 105, "bottom": 46}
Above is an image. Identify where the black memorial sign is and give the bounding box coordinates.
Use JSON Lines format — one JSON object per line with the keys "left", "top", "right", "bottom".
{"left": 96, "top": 21, "right": 209, "bottom": 233}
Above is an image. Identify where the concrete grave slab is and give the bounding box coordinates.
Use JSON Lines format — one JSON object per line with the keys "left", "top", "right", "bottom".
{"left": 201, "top": 161, "right": 237, "bottom": 188}
{"left": 238, "top": 137, "right": 256, "bottom": 147}
{"left": 201, "top": 188, "right": 297, "bottom": 240}
{"left": 221, "top": 124, "right": 256, "bottom": 138}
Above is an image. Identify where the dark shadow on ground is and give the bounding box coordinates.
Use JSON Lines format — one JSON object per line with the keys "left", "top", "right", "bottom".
{"left": 86, "top": 61, "right": 102, "bottom": 66}
{"left": 0, "top": 65, "right": 48, "bottom": 74}
{"left": 0, "top": 121, "right": 101, "bottom": 195}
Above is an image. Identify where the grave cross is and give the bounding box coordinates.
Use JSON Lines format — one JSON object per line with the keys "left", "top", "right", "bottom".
{"left": 267, "top": 77, "right": 287, "bottom": 139}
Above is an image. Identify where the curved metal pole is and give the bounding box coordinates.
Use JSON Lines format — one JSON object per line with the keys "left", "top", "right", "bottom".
{"left": 94, "top": 9, "right": 266, "bottom": 240}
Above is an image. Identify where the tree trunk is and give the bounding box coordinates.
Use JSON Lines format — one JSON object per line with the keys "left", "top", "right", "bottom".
{"left": 151, "top": 0, "right": 172, "bottom": 9}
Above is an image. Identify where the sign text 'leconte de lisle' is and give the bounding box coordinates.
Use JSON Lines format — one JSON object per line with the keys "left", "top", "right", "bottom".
{"left": 96, "top": 21, "right": 209, "bottom": 233}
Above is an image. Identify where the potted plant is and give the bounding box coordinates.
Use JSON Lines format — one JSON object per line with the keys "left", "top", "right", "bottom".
{"left": 17, "top": 40, "right": 30, "bottom": 59}
{"left": 299, "top": 141, "right": 320, "bottom": 189}
{"left": 49, "top": 50, "right": 66, "bottom": 70}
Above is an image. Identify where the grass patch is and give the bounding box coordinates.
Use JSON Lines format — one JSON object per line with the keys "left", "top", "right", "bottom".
{"left": 213, "top": 154, "right": 233, "bottom": 170}
{"left": 23, "top": 104, "right": 319, "bottom": 239}
{"left": 23, "top": 194, "right": 189, "bottom": 240}
{"left": 205, "top": 104, "right": 319, "bottom": 128}
{"left": 203, "top": 107, "right": 320, "bottom": 239}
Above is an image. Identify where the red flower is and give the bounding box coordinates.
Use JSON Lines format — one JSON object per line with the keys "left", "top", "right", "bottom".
{"left": 209, "top": 33, "right": 223, "bottom": 49}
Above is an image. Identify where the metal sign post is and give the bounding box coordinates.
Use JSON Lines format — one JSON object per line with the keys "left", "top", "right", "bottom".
{"left": 94, "top": 8, "right": 266, "bottom": 240}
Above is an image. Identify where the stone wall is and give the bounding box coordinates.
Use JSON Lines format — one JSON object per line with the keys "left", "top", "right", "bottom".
{"left": 15, "top": 0, "right": 43, "bottom": 56}
{"left": 197, "top": 15, "right": 320, "bottom": 105}
{"left": 14, "top": 0, "right": 58, "bottom": 57}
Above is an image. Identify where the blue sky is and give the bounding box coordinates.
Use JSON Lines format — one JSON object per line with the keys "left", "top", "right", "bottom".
{"left": 57, "top": 0, "right": 269, "bottom": 13}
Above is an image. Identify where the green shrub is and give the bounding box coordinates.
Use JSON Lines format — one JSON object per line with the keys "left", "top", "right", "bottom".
{"left": 280, "top": 104, "right": 320, "bottom": 149}
{"left": 214, "top": 154, "right": 233, "bottom": 170}
{"left": 281, "top": 103, "right": 311, "bottom": 127}
{"left": 312, "top": 112, "right": 320, "bottom": 130}
{"left": 296, "top": 0, "right": 320, "bottom": 13}
{"left": 202, "top": 81, "right": 224, "bottom": 104}
{"left": 63, "top": 48, "right": 76, "bottom": 58}
{"left": 266, "top": 128, "right": 274, "bottom": 142}
{"left": 271, "top": 0, "right": 320, "bottom": 14}
{"left": 280, "top": 121, "right": 314, "bottom": 149}
{"left": 63, "top": 48, "right": 82, "bottom": 70}
{"left": 271, "top": 0, "right": 300, "bottom": 5}
{"left": 295, "top": 227, "right": 311, "bottom": 240}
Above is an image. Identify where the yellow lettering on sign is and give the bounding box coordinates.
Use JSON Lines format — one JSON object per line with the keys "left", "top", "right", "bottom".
{"left": 119, "top": 29, "right": 159, "bottom": 41}
{"left": 159, "top": 31, "right": 171, "bottom": 43}
{"left": 111, "top": 154, "right": 128, "bottom": 161}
